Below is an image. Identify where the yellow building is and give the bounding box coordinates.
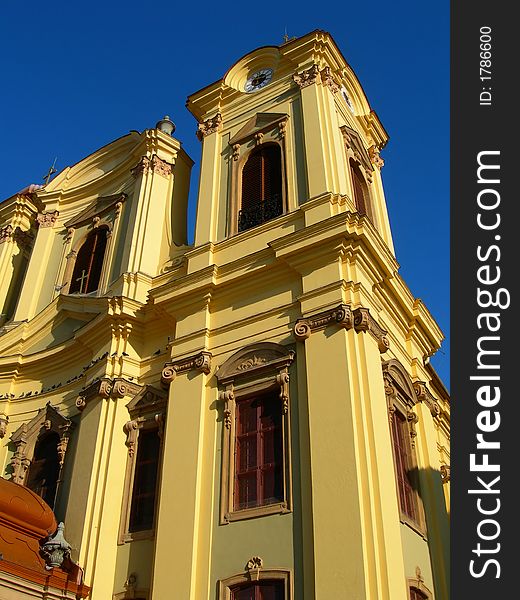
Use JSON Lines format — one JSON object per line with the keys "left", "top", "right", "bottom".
{"left": 0, "top": 30, "right": 449, "bottom": 600}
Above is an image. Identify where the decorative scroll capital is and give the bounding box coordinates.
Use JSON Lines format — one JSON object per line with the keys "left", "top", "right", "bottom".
{"left": 123, "top": 418, "right": 143, "bottom": 457}
{"left": 76, "top": 377, "right": 113, "bottom": 411}
{"left": 41, "top": 522, "right": 71, "bottom": 570}
{"left": 0, "top": 414, "right": 8, "bottom": 438}
{"left": 131, "top": 154, "right": 172, "bottom": 178}
{"left": 440, "top": 464, "right": 451, "bottom": 483}
{"left": 369, "top": 145, "right": 385, "bottom": 169}
{"left": 112, "top": 378, "right": 143, "bottom": 399}
{"left": 320, "top": 66, "right": 339, "bottom": 93}
{"left": 353, "top": 307, "right": 390, "bottom": 353}
{"left": 196, "top": 113, "right": 223, "bottom": 141}
{"left": 161, "top": 351, "right": 212, "bottom": 388}
{"left": 294, "top": 303, "right": 353, "bottom": 341}
{"left": 413, "top": 381, "right": 441, "bottom": 417}
{"left": 36, "top": 211, "right": 59, "bottom": 228}
{"left": 0, "top": 224, "right": 13, "bottom": 243}
{"left": 292, "top": 64, "right": 320, "bottom": 88}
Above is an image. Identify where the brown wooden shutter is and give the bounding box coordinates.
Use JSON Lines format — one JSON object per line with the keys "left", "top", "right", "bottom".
{"left": 350, "top": 160, "right": 367, "bottom": 215}
{"left": 231, "top": 581, "right": 285, "bottom": 600}
{"left": 235, "top": 392, "right": 283, "bottom": 510}
{"left": 391, "top": 410, "right": 419, "bottom": 522}
{"left": 128, "top": 428, "right": 161, "bottom": 532}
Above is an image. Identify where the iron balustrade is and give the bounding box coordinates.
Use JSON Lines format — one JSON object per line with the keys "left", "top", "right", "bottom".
{"left": 238, "top": 195, "right": 283, "bottom": 232}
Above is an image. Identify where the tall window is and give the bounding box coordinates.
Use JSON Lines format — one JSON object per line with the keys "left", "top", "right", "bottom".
{"left": 409, "top": 587, "right": 429, "bottom": 600}
{"left": 235, "top": 393, "right": 283, "bottom": 511}
{"left": 69, "top": 228, "right": 108, "bottom": 294}
{"left": 230, "top": 581, "right": 285, "bottom": 600}
{"left": 349, "top": 159, "right": 368, "bottom": 215}
{"left": 128, "top": 428, "right": 161, "bottom": 533}
{"left": 25, "top": 431, "right": 61, "bottom": 508}
{"left": 239, "top": 144, "right": 283, "bottom": 232}
{"left": 391, "top": 409, "right": 419, "bottom": 523}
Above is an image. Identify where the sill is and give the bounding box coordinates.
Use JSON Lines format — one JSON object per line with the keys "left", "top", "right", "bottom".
{"left": 118, "top": 528, "right": 155, "bottom": 544}
{"left": 399, "top": 515, "right": 428, "bottom": 541}
{"left": 223, "top": 501, "right": 290, "bottom": 524}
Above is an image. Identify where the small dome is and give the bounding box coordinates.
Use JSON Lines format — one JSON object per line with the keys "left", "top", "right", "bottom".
{"left": 0, "top": 476, "right": 57, "bottom": 538}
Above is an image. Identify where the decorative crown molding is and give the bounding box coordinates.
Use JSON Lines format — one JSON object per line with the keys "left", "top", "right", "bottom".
{"left": 161, "top": 351, "right": 212, "bottom": 387}
{"left": 131, "top": 155, "right": 172, "bottom": 178}
{"left": 292, "top": 64, "right": 320, "bottom": 88}
{"left": 196, "top": 113, "right": 223, "bottom": 141}
{"left": 36, "top": 210, "right": 59, "bottom": 228}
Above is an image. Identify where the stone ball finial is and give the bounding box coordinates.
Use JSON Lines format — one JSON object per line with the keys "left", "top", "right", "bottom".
{"left": 156, "top": 115, "right": 176, "bottom": 136}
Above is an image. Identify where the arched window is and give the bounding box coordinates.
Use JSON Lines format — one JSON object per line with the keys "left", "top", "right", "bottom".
{"left": 69, "top": 228, "right": 108, "bottom": 294}
{"left": 239, "top": 144, "right": 283, "bottom": 232}
{"left": 25, "top": 431, "right": 61, "bottom": 508}
{"left": 349, "top": 159, "right": 369, "bottom": 215}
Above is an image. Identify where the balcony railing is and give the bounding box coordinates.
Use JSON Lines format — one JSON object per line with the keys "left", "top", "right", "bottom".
{"left": 238, "top": 195, "right": 283, "bottom": 232}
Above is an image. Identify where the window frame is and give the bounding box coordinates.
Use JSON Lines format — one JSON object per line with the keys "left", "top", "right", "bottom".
{"left": 228, "top": 115, "right": 289, "bottom": 236}
{"left": 382, "top": 359, "right": 427, "bottom": 536}
{"left": 119, "top": 385, "right": 167, "bottom": 544}
{"left": 216, "top": 343, "right": 295, "bottom": 524}
{"left": 219, "top": 569, "right": 292, "bottom": 600}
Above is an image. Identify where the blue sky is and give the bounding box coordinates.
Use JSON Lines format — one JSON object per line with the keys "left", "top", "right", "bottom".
{"left": 0, "top": 2, "right": 449, "bottom": 387}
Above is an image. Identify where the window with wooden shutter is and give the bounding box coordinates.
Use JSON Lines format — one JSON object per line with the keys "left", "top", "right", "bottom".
{"left": 239, "top": 145, "right": 283, "bottom": 231}
{"left": 350, "top": 159, "right": 368, "bottom": 215}
{"left": 235, "top": 392, "right": 283, "bottom": 511}
{"left": 128, "top": 428, "right": 161, "bottom": 533}
{"left": 25, "top": 431, "right": 61, "bottom": 509}
{"left": 69, "top": 228, "right": 108, "bottom": 294}
{"left": 391, "top": 409, "right": 419, "bottom": 523}
{"left": 230, "top": 580, "right": 285, "bottom": 600}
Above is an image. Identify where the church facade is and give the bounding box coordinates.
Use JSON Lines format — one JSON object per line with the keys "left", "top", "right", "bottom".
{"left": 0, "top": 30, "right": 450, "bottom": 599}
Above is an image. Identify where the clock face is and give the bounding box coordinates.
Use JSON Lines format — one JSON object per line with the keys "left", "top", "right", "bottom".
{"left": 244, "top": 68, "right": 273, "bottom": 93}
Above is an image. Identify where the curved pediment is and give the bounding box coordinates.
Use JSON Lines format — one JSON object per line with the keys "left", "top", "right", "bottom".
{"left": 216, "top": 342, "right": 295, "bottom": 382}
{"left": 382, "top": 358, "right": 417, "bottom": 404}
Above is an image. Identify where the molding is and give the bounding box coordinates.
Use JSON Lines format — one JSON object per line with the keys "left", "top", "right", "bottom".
{"left": 320, "top": 66, "right": 339, "bottom": 93}
{"left": 161, "top": 351, "right": 212, "bottom": 387}
{"left": 131, "top": 155, "right": 172, "bottom": 178}
{"left": 294, "top": 303, "right": 389, "bottom": 353}
{"left": 292, "top": 64, "right": 320, "bottom": 88}
{"left": 75, "top": 377, "right": 113, "bottom": 411}
{"left": 196, "top": 113, "right": 223, "bottom": 141}
{"left": 218, "top": 568, "right": 292, "bottom": 600}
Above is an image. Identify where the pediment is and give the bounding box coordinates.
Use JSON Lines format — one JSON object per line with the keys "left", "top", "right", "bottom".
{"left": 11, "top": 402, "right": 71, "bottom": 444}
{"left": 229, "top": 113, "right": 289, "bottom": 146}
{"left": 216, "top": 342, "right": 295, "bottom": 382}
{"left": 382, "top": 359, "right": 417, "bottom": 404}
{"left": 340, "top": 125, "right": 373, "bottom": 173}
{"left": 64, "top": 193, "right": 126, "bottom": 228}
{"left": 126, "top": 385, "right": 167, "bottom": 418}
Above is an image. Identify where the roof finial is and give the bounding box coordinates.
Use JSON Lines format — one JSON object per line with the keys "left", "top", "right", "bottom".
{"left": 283, "top": 27, "right": 289, "bottom": 43}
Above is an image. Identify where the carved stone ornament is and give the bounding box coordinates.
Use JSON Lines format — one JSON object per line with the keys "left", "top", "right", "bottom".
{"left": 36, "top": 211, "right": 59, "bottom": 228}
{"left": 219, "top": 390, "right": 235, "bottom": 429}
{"left": 292, "top": 64, "right": 320, "bottom": 88}
{"left": 382, "top": 360, "right": 418, "bottom": 409}
{"left": 0, "top": 413, "right": 8, "bottom": 438}
{"left": 112, "top": 378, "right": 143, "bottom": 399}
{"left": 41, "top": 522, "right": 71, "bottom": 570}
{"left": 232, "top": 143, "right": 241, "bottom": 161}
{"left": 246, "top": 556, "right": 263, "bottom": 581}
{"left": 75, "top": 377, "right": 113, "bottom": 411}
{"left": 320, "top": 66, "right": 339, "bottom": 93}
{"left": 131, "top": 154, "right": 172, "bottom": 178}
{"left": 0, "top": 224, "right": 13, "bottom": 243}
{"left": 440, "top": 464, "right": 451, "bottom": 483}
{"left": 294, "top": 303, "right": 353, "bottom": 341}
{"left": 196, "top": 113, "right": 223, "bottom": 141}
{"left": 123, "top": 418, "right": 144, "bottom": 457}
{"left": 408, "top": 410, "right": 419, "bottom": 449}
{"left": 369, "top": 145, "right": 385, "bottom": 169}
{"left": 413, "top": 381, "right": 441, "bottom": 417}
{"left": 340, "top": 125, "right": 374, "bottom": 174}
{"left": 352, "top": 307, "right": 390, "bottom": 353}
{"left": 161, "top": 351, "right": 212, "bottom": 388}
